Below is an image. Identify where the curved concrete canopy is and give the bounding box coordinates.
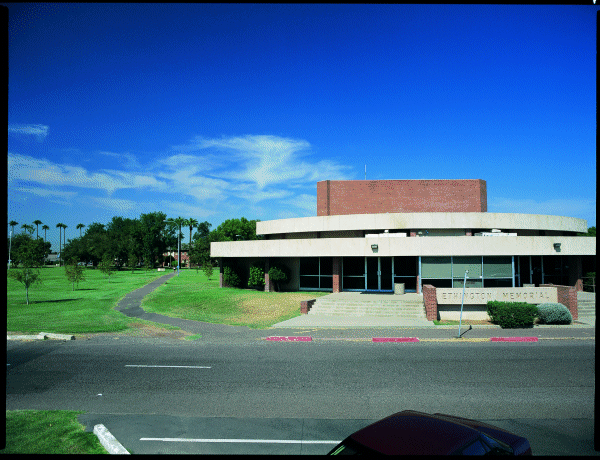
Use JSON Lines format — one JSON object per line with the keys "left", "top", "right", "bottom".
{"left": 256, "top": 212, "right": 588, "bottom": 235}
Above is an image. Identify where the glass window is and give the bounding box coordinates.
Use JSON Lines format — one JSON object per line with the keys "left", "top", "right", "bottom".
{"left": 299, "top": 275, "right": 319, "bottom": 289}
{"left": 320, "top": 276, "right": 333, "bottom": 289}
{"left": 453, "top": 256, "right": 482, "bottom": 279}
{"left": 460, "top": 439, "right": 489, "bottom": 455}
{"left": 342, "top": 276, "right": 365, "bottom": 290}
{"left": 320, "top": 257, "right": 333, "bottom": 276}
{"left": 300, "top": 257, "right": 319, "bottom": 276}
{"left": 453, "top": 279, "right": 483, "bottom": 288}
{"left": 483, "top": 256, "right": 512, "bottom": 278}
{"left": 422, "top": 279, "right": 452, "bottom": 288}
{"left": 343, "top": 257, "right": 365, "bottom": 277}
{"left": 421, "top": 257, "right": 451, "bottom": 278}
{"left": 484, "top": 278, "right": 513, "bottom": 288}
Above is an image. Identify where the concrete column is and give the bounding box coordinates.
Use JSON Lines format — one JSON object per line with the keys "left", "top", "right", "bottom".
{"left": 219, "top": 258, "right": 224, "bottom": 288}
{"left": 332, "top": 257, "right": 341, "bottom": 293}
{"left": 264, "top": 259, "right": 271, "bottom": 292}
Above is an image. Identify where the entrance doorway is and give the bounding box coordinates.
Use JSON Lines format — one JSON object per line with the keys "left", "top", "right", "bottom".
{"left": 366, "top": 257, "right": 393, "bottom": 291}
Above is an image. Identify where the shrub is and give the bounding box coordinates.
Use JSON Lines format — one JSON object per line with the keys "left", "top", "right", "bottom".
{"left": 487, "top": 301, "right": 537, "bottom": 328}
{"left": 248, "top": 265, "right": 265, "bottom": 289}
{"left": 268, "top": 265, "right": 290, "bottom": 291}
{"left": 223, "top": 266, "right": 241, "bottom": 288}
{"left": 202, "top": 263, "right": 214, "bottom": 280}
{"left": 536, "top": 303, "right": 572, "bottom": 325}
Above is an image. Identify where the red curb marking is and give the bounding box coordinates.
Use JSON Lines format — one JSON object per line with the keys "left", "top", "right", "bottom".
{"left": 372, "top": 337, "right": 419, "bottom": 342}
{"left": 490, "top": 337, "right": 538, "bottom": 342}
{"left": 265, "top": 336, "right": 312, "bottom": 341}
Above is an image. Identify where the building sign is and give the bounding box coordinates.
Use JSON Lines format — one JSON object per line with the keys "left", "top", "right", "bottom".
{"left": 436, "top": 287, "right": 557, "bottom": 305}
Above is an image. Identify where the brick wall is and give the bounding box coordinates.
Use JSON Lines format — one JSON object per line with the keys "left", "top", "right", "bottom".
{"left": 540, "top": 284, "right": 578, "bottom": 321}
{"left": 332, "top": 257, "right": 341, "bottom": 293}
{"left": 317, "top": 179, "right": 487, "bottom": 216}
{"left": 422, "top": 284, "right": 438, "bottom": 321}
{"left": 300, "top": 299, "right": 317, "bottom": 314}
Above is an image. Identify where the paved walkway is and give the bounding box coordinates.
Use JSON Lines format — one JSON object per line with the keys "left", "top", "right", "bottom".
{"left": 107, "top": 272, "right": 596, "bottom": 342}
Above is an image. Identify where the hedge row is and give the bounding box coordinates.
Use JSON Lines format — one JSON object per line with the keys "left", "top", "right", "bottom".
{"left": 487, "top": 301, "right": 573, "bottom": 328}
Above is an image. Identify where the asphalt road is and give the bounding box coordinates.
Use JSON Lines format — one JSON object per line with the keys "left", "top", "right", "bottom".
{"left": 6, "top": 337, "right": 596, "bottom": 454}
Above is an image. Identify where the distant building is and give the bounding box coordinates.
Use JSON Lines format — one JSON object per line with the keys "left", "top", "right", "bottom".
{"left": 211, "top": 179, "right": 596, "bottom": 293}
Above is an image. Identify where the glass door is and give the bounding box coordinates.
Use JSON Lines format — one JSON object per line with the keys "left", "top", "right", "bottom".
{"left": 366, "top": 257, "right": 379, "bottom": 290}
{"left": 380, "top": 257, "right": 393, "bottom": 291}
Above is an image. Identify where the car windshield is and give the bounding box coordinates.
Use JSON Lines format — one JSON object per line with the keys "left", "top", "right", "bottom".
{"left": 479, "top": 432, "right": 513, "bottom": 455}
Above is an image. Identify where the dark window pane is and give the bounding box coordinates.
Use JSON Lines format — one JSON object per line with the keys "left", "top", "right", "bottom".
{"left": 343, "top": 257, "right": 365, "bottom": 277}
{"left": 300, "top": 257, "right": 319, "bottom": 276}
{"left": 343, "top": 276, "right": 365, "bottom": 290}
{"left": 320, "top": 257, "right": 333, "bottom": 276}
{"left": 422, "top": 278, "right": 452, "bottom": 288}
{"left": 483, "top": 278, "right": 513, "bottom": 288}
{"left": 300, "top": 275, "right": 319, "bottom": 289}
{"left": 320, "top": 276, "right": 333, "bottom": 289}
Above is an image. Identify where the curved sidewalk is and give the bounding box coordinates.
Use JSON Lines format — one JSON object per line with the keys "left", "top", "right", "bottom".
{"left": 114, "top": 272, "right": 252, "bottom": 337}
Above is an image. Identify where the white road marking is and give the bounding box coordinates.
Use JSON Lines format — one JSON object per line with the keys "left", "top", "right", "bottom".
{"left": 125, "top": 365, "right": 211, "bottom": 369}
{"left": 140, "top": 438, "right": 340, "bottom": 444}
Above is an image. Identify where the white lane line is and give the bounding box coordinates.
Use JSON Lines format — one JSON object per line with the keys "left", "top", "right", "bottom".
{"left": 125, "top": 365, "right": 211, "bottom": 369}
{"left": 140, "top": 438, "right": 340, "bottom": 444}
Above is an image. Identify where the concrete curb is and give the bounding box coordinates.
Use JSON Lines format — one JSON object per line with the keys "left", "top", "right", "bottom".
{"left": 6, "top": 332, "right": 75, "bottom": 341}
{"left": 93, "top": 424, "right": 130, "bottom": 455}
{"left": 265, "top": 336, "right": 312, "bottom": 341}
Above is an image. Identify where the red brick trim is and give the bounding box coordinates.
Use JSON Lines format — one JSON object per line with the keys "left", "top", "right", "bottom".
{"left": 333, "top": 257, "right": 341, "bottom": 293}
{"left": 300, "top": 299, "right": 316, "bottom": 314}
{"left": 422, "top": 284, "right": 438, "bottom": 321}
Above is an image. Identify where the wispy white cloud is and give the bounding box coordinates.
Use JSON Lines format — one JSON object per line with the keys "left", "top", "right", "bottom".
{"left": 90, "top": 197, "right": 137, "bottom": 213}
{"left": 98, "top": 151, "right": 142, "bottom": 169}
{"left": 8, "top": 153, "right": 169, "bottom": 195}
{"left": 8, "top": 124, "right": 49, "bottom": 142}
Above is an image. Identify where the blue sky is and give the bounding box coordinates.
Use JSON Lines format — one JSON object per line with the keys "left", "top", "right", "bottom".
{"left": 6, "top": 3, "right": 597, "bottom": 252}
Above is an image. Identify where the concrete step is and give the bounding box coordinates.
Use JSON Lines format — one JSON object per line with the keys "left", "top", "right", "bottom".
{"left": 309, "top": 308, "right": 426, "bottom": 317}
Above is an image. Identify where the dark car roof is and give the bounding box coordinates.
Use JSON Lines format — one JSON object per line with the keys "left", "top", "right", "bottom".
{"left": 349, "top": 410, "right": 483, "bottom": 455}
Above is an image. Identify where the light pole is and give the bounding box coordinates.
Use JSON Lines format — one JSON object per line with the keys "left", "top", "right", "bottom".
{"left": 164, "top": 220, "right": 181, "bottom": 276}
{"left": 8, "top": 230, "right": 12, "bottom": 269}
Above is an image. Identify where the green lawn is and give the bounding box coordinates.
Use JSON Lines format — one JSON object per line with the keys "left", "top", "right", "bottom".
{"left": 142, "top": 269, "right": 330, "bottom": 329}
{"left": 3, "top": 410, "right": 108, "bottom": 454}
{"left": 7, "top": 266, "right": 166, "bottom": 334}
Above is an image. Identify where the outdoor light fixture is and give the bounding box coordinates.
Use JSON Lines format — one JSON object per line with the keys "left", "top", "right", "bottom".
{"left": 553, "top": 243, "right": 561, "bottom": 252}
{"left": 371, "top": 244, "right": 378, "bottom": 250}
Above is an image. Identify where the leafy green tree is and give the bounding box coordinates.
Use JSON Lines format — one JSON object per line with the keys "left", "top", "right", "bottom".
{"left": 64, "top": 257, "right": 86, "bottom": 291}
{"left": 223, "top": 266, "right": 241, "bottom": 287}
{"left": 98, "top": 254, "right": 115, "bottom": 282}
{"left": 127, "top": 252, "right": 138, "bottom": 273}
{"left": 577, "top": 226, "right": 596, "bottom": 237}
{"left": 190, "top": 221, "right": 213, "bottom": 267}
{"left": 140, "top": 212, "right": 171, "bottom": 269}
{"left": 106, "top": 216, "right": 142, "bottom": 269}
{"left": 210, "top": 217, "right": 261, "bottom": 242}
{"left": 202, "top": 262, "right": 214, "bottom": 280}
{"left": 7, "top": 235, "right": 44, "bottom": 304}
{"left": 8, "top": 233, "right": 51, "bottom": 268}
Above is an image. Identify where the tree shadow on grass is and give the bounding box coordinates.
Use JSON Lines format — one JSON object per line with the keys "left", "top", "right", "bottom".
{"left": 30, "top": 298, "right": 79, "bottom": 304}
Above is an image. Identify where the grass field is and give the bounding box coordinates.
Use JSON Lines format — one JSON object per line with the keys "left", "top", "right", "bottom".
{"left": 141, "top": 269, "right": 330, "bottom": 329}
{"left": 3, "top": 410, "right": 108, "bottom": 454}
{"left": 7, "top": 266, "right": 166, "bottom": 334}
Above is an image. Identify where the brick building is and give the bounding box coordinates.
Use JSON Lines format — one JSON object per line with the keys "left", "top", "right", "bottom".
{"left": 211, "top": 179, "right": 595, "bottom": 297}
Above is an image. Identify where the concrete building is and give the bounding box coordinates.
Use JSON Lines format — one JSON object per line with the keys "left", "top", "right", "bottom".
{"left": 211, "top": 179, "right": 596, "bottom": 298}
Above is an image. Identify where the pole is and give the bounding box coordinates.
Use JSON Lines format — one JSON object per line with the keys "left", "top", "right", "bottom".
{"left": 458, "top": 270, "right": 468, "bottom": 337}
{"left": 8, "top": 230, "right": 12, "bottom": 269}
{"left": 177, "top": 229, "right": 180, "bottom": 276}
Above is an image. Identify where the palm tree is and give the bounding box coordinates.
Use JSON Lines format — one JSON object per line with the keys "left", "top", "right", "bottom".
{"left": 56, "top": 223, "right": 65, "bottom": 266}
{"left": 62, "top": 224, "right": 67, "bottom": 251}
{"left": 76, "top": 223, "right": 85, "bottom": 238}
{"left": 184, "top": 218, "right": 198, "bottom": 269}
{"left": 42, "top": 224, "right": 49, "bottom": 242}
{"left": 9, "top": 220, "right": 18, "bottom": 235}
{"left": 33, "top": 220, "right": 43, "bottom": 239}
{"left": 21, "top": 223, "right": 34, "bottom": 235}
